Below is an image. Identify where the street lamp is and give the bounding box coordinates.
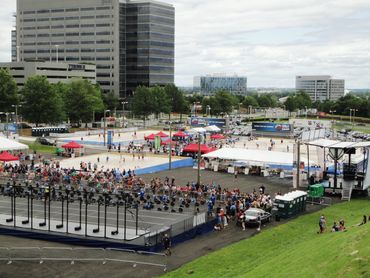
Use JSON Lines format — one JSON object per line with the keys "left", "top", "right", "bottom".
{"left": 168, "top": 121, "right": 172, "bottom": 170}
{"left": 11, "top": 104, "right": 22, "bottom": 135}
{"left": 305, "top": 106, "right": 308, "bottom": 119}
{"left": 121, "top": 101, "right": 128, "bottom": 128}
{"left": 206, "top": 105, "right": 211, "bottom": 117}
{"left": 350, "top": 109, "right": 359, "bottom": 125}
{"left": 103, "top": 109, "right": 110, "bottom": 146}
{"left": 329, "top": 110, "right": 336, "bottom": 139}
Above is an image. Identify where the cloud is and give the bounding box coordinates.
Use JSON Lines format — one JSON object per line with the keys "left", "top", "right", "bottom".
{"left": 0, "top": 0, "right": 369, "bottom": 88}
{"left": 170, "top": 0, "right": 370, "bottom": 88}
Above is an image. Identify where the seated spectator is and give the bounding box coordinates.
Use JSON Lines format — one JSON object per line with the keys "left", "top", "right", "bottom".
{"left": 331, "top": 222, "right": 339, "bottom": 232}
{"left": 358, "top": 215, "right": 367, "bottom": 226}
{"left": 339, "top": 220, "right": 346, "bottom": 231}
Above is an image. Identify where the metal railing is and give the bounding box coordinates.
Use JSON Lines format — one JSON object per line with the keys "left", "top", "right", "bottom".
{"left": 0, "top": 247, "right": 167, "bottom": 271}
{"left": 306, "top": 196, "right": 332, "bottom": 206}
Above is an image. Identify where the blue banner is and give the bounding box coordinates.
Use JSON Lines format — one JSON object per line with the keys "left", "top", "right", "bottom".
{"left": 252, "top": 122, "right": 291, "bottom": 133}
{"left": 6, "top": 124, "right": 17, "bottom": 133}
{"left": 191, "top": 117, "right": 226, "bottom": 127}
{"left": 107, "top": 130, "right": 113, "bottom": 145}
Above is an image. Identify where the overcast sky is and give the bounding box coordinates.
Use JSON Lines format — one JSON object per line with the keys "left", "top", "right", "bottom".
{"left": 1, "top": 0, "right": 370, "bottom": 88}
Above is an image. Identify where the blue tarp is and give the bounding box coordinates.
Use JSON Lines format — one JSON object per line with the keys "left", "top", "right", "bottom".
{"left": 134, "top": 158, "right": 194, "bottom": 176}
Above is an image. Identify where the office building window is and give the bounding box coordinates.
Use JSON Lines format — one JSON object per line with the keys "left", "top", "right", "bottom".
{"left": 66, "top": 8, "right": 79, "bottom": 12}
{"left": 81, "top": 7, "right": 95, "bottom": 11}
{"left": 66, "top": 24, "right": 79, "bottom": 28}
{"left": 81, "top": 24, "right": 95, "bottom": 28}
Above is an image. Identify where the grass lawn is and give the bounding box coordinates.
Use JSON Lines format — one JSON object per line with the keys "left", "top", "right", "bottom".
{"left": 334, "top": 122, "right": 370, "bottom": 134}
{"left": 20, "top": 141, "right": 57, "bottom": 154}
{"left": 163, "top": 199, "right": 370, "bottom": 278}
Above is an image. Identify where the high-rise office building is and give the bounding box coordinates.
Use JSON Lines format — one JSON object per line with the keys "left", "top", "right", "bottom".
{"left": 11, "top": 30, "right": 17, "bottom": 62}
{"left": 296, "top": 75, "right": 345, "bottom": 102}
{"left": 194, "top": 74, "right": 248, "bottom": 96}
{"left": 15, "top": 0, "right": 174, "bottom": 98}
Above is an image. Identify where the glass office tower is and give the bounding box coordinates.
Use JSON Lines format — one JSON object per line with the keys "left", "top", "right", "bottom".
{"left": 16, "top": 0, "right": 175, "bottom": 98}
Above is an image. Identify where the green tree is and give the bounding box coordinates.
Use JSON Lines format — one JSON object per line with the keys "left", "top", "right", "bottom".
{"left": 294, "top": 91, "right": 312, "bottom": 109}
{"left": 132, "top": 86, "right": 156, "bottom": 125}
{"left": 284, "top": 96, "right": 297, "bottom": 112}
{"left": 213, "top": 90, "right": 238, "bottom": 114}
{"left": 151, "top": 86, "right": 171, "bottom": 117}
{"left": 164, "top": 84, "right": 188, "bottom": 116}
{"left": 242, "top": 95, "right": 259, "bottom": 109}
{"left": 64, "top": 80, "right": 104, "bottom": 124}
{"left": 22, "top": 76, "right": 65, "bottom": 126}
{"left": 257, "top": 94, "right": 277, "bottom": 108}
{"left": 0, "top": 68, "right": 18, "bottom": 112}
{"left": 102, "top": 91, "right": 120, "bottom": 112}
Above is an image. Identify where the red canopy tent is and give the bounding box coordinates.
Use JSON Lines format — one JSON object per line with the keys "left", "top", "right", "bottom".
{"left": 144, "top": 134, "right": 156, "bottom": 140}
{"left": 182, "top": 144, "right": 216, "bottom": 154}
{"left": 62, "top": 141, "right": 83, "bottom": 149}
{"left": 211, "top": 134, "right": 225, "bottom": 140}
{"left": 160, "top": 139, "right": 177, "bottom": 146}
{"left": 0, "top": 151, "right": 19, "bottom": 162}
{"left": 155, "top": 131, "right": 169, "bottom": 138}
{"left": 173, "top": 131, "right": 188, "bottom": 137}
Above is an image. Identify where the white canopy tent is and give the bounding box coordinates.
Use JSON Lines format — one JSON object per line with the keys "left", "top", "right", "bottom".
{"left": 0, "top": 137, "right": 29, "bottom": 152}
{"left": 190, "top": 127, "right": 207, "bottom": 134}
{"left": 202, "top": 148, "right": 311, "bottom": 166}
{"left": 204, "top": 125, "right": 221, "bottom": 132}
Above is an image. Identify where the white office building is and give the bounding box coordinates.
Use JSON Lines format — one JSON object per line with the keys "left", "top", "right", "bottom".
{"left": 0, "top": 61, "right": 96, "bottom": 89}
{"left": 296, "top": 75, "right": 345, "bottom": 102}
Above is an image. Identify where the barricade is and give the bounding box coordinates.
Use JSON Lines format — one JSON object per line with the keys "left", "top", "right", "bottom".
{"left": 40, "top": 247, "right": 73, "bottom": 264}
{"left": 0, "top": 246, "right": 167, "bottom": 270}
{"left": 72, "top": 247, "right": 106, "bottom": 264}
{"left": 8, "top": 247, "right": 41, "bottom": 264}
{"left": 306, "top": 196, "right": 332, "bottom": 206}
{"left": 106, "top": 248, "right": 167, "bottom": 271}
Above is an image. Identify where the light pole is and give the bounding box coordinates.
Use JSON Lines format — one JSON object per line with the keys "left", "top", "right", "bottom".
{"left": 121, "top": 101, "right": 128, "bottom": 128}
{"left": 351, "top": 109, "right": 358, "bottom": 126}
{"left": 329, "top": 110, "right": 336, "bottom": 139}
{"left": 168, "top": 121, "right": 172, "bottom": 170}
{"left": 197, "top": 133, "right": 201, "bottom": 186}
{"left": 11, "top": 104, "right": 22, "bottom": 135}
{"left": 206, "top": 105, "right": 211, "bottom": 117}
{"left": 103, "top": 109, "right": 110, "bottom": 146}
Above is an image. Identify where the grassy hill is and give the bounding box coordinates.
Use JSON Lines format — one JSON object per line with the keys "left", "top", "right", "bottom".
{"left": 163, "top": 199, "right": 370, "bottom": 278}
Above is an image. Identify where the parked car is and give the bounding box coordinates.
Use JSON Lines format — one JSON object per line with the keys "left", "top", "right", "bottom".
{"left": 36, "top": 137, "right": 56, "bottom": 146}
{"left": 243, "top": 208, "right": 271, "bottom": 226}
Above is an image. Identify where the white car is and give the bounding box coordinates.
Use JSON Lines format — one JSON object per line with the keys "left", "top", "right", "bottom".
{"left": 243, "top": 208, "right": 271, "bottom": 226}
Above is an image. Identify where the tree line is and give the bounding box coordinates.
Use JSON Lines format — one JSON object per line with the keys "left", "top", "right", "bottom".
{"left": 0, "top": 68, "right": 104, "bottom": 126}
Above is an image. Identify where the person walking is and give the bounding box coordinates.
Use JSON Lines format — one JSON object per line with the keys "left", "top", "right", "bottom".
{"left": 318, "top": 215, "right": 326, "bottom": 234}
{"left": 162, "top": 234, "right": 172, "bottom": 256}
{"left": 257, "top": 216, "right": 262, "bottom": 232}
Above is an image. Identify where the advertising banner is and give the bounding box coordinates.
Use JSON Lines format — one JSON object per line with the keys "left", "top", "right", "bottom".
{"left": 107, "top": 130, "right": 113, "bottom": 146}
{"left": 252, "top": 122, "right": 291, "bottom": 133}
{"left": 289, "top": 119, "right": 332, "bottom": 129}
{"left": 154, "top": 136, "right": 161, "bottom": 150}
{"left": 190, "top": 117, "right": 226, "bottom": 127}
